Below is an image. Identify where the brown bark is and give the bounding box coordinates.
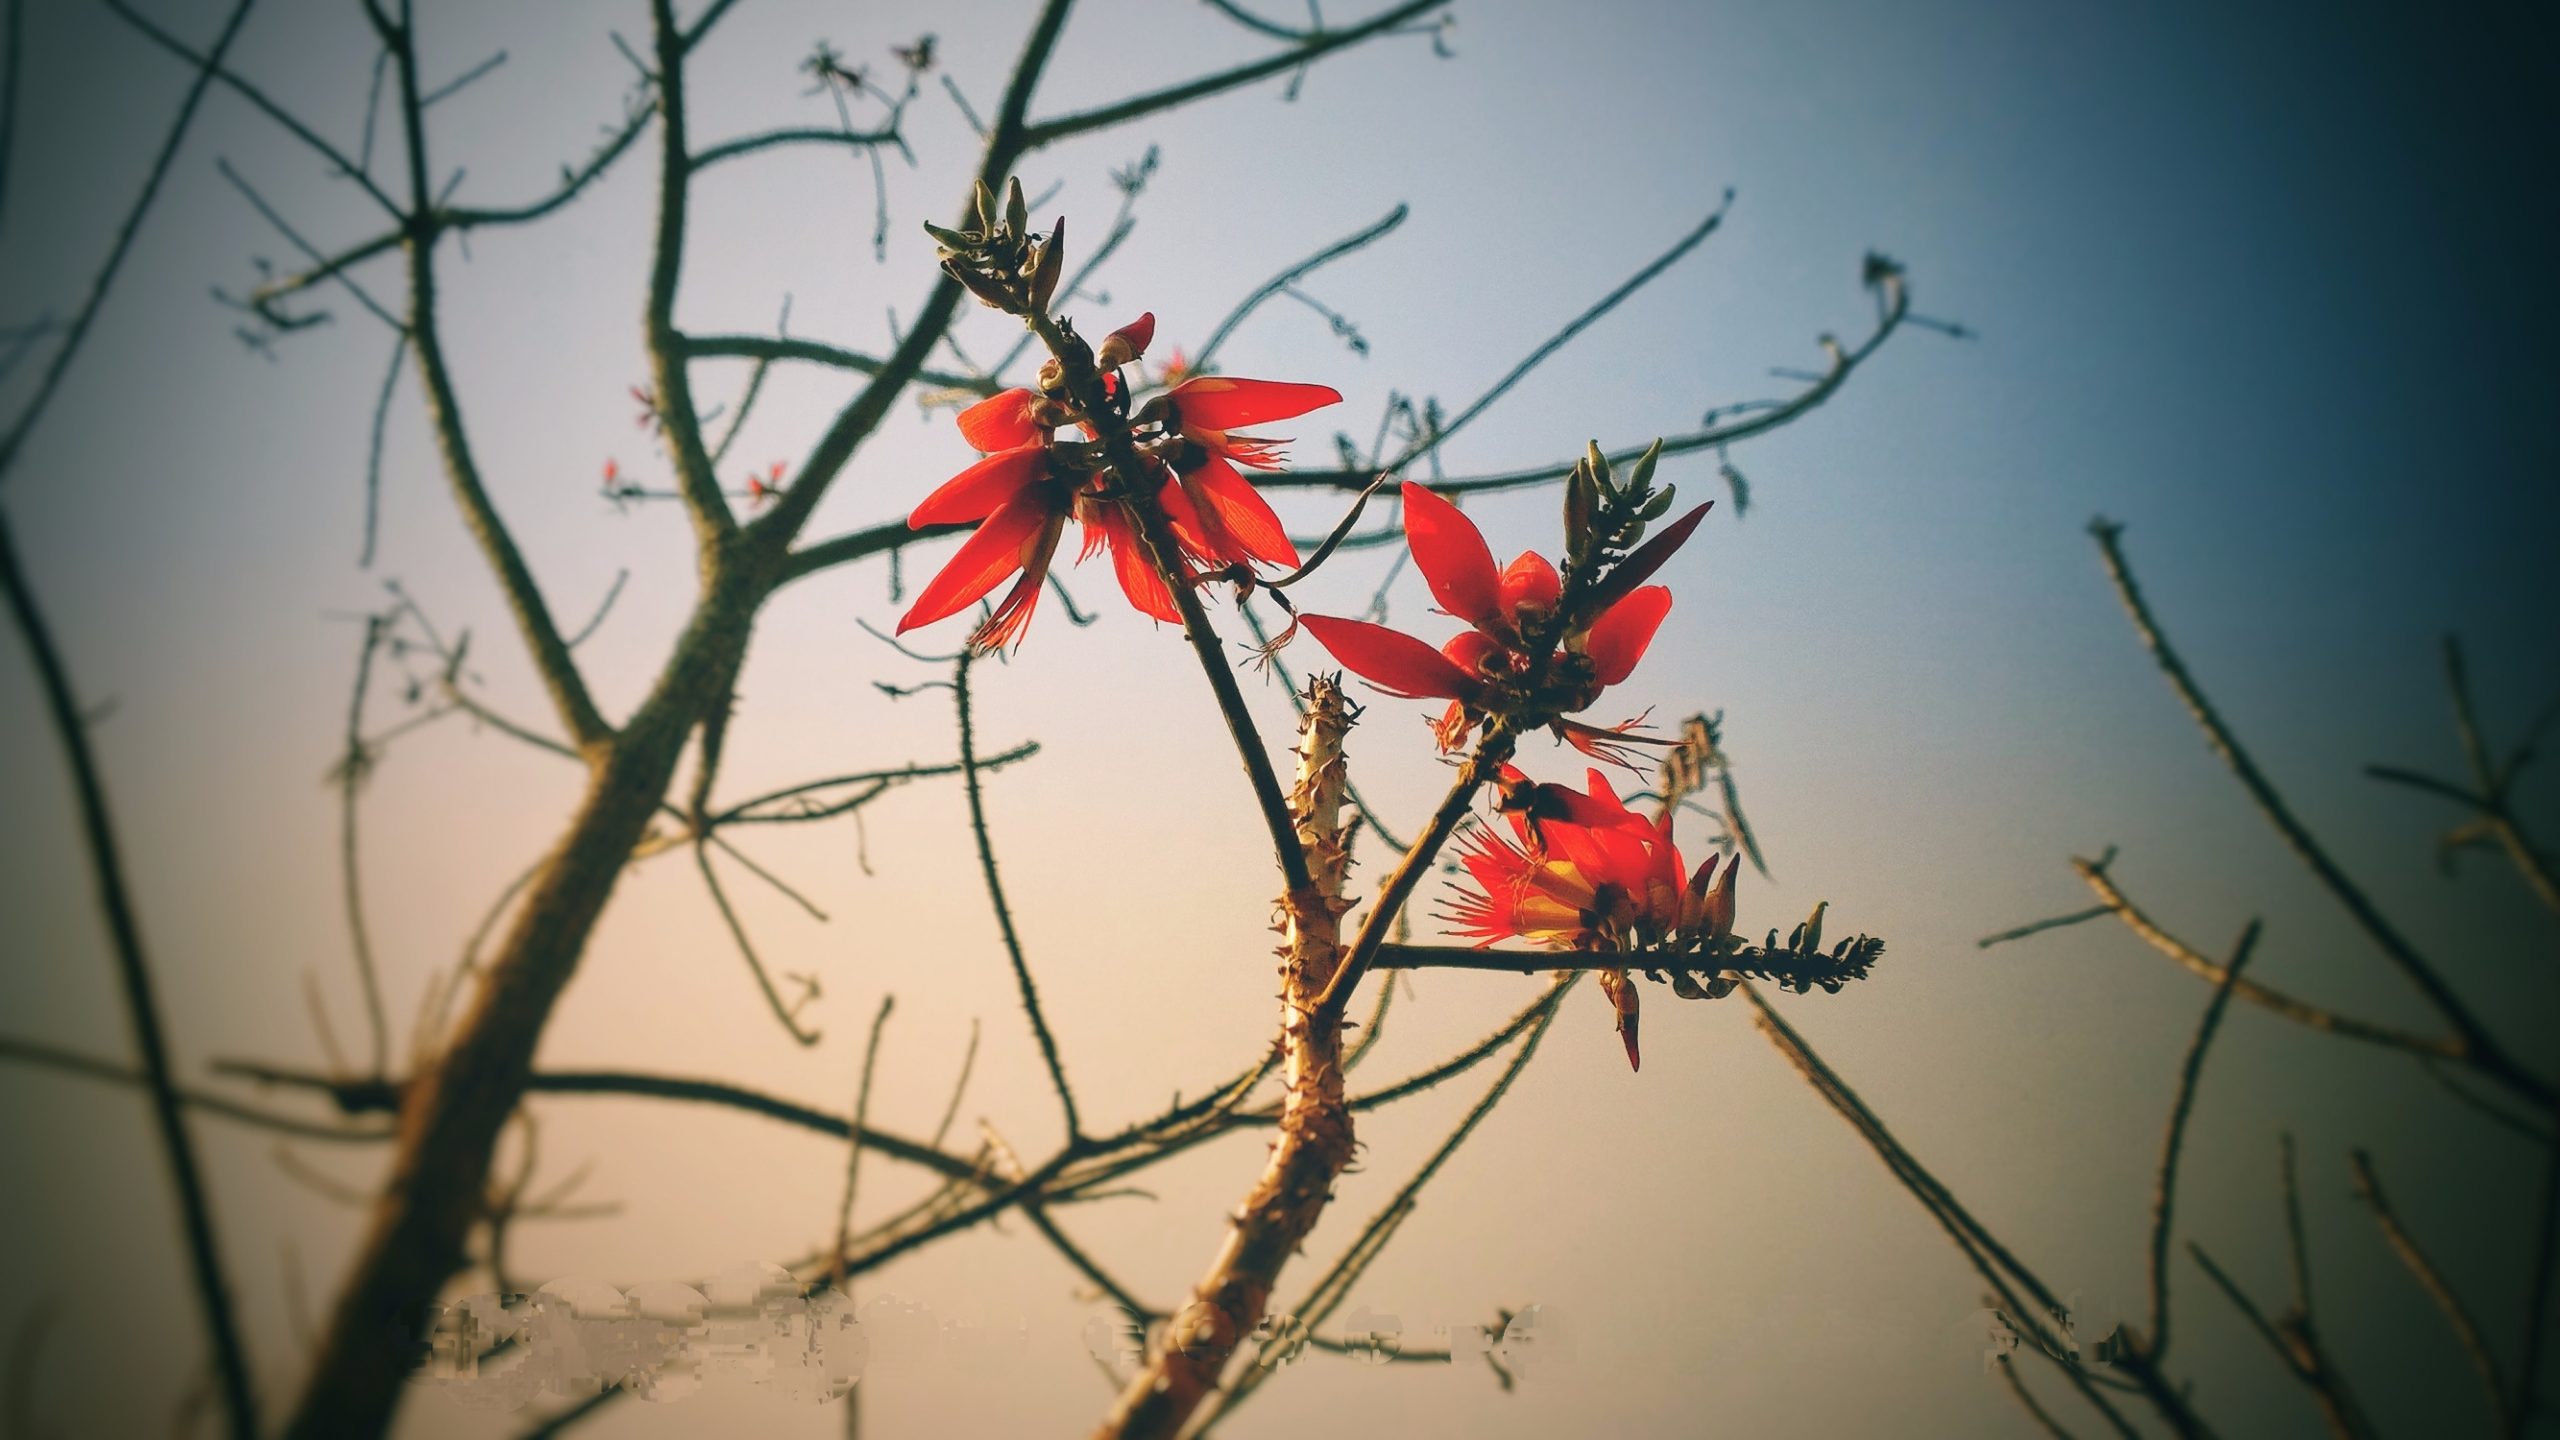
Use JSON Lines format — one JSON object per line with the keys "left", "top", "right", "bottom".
{"left": 1090, "top": 679, "right": 1357, "bottom": 1440}
{"left": 281, "top": 559, "right": 767, "bottom": 1440}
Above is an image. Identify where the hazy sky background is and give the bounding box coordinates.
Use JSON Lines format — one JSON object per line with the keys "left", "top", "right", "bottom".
{"left": 2, "top": 0, "right": 2554, "bottom": 1435}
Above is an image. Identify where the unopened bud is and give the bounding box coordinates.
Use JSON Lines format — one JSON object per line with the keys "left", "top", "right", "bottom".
{"left": 1029, "top": 217, "right": 1066, "bottom": 312}
{"left": 1003, "top": 176, "right": 1028, "bottom": 238}
{"left": 1097, "top": 311, "right": 1156, "bottom": 369}
{"left": 1797, "top": 900, "right": 1828, "bottom": 957}
{"left": 1585, "top": 441, "right": 1614, "bottom": 495}
{"left": 946, "top": 259, "right": 1015, "bottom": 312}
{"left": 1676, "top": 853, "right": 1712, "bottom": 934}
{"left": 1638, "top": 483, "right": 1677, "bottom": 522}
{"left": 1597, "top": 969, "right": 1641, "bottom": 1073}
{"left": 1625, "top": 437, "right": 1663, "bottom": 498}
{"left": 973, "top": 179, "right": 1000, "bottom": 232}
{"left": 1699, "top": 852, "right": 1737, "bottom": 946}
{"left": 1564, "top": 461, "right": 1597, "bottom": 559}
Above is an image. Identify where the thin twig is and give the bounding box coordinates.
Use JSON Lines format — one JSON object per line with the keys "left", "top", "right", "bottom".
{"left": 2146, "top": 920, "right": 2260, "bottom": 1359}
{"left": 0, "top": 1034, "right": 393, "bottom": 1143}
{"left": 1192, "top": 203, "right": 1406, "bottom": 373}
{"left": 334, "top": 613, "right": 393, "bottom": 1077}
{"left": 2346, "top": 1148, "right": 2511, "bottom": 1433}
{"left": 2090, "top": 520, "right": 2543, "bottom": 1107}
{"left": 0, "top": 7, "right": 265, "bottom": 1434}
{"left": 829, "top": 994, "right": 898, "bottom": 1286}
{"left": 956, "top": 652, "right": 1080, "bottom": 1139}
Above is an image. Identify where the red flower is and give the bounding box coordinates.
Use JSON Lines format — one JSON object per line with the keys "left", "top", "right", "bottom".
{"left": 1444, "top": 768, "right": 1739, "bottom": 1071}
{"left": 898, "top": 320, "right": 1339, "bottom": 650}
{"left": 1150, "top": 374, "right": 1340, "bottom": 571}
{"left": 1297, "top": 481, "right": 1706, "bottom": 756}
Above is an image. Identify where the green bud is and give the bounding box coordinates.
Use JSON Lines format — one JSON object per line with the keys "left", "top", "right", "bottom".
{"left": 1004, "top": 176, "right": 1028, "bottom": 237}
{"left": 1798, "top": 900, "right": 1828, "bottom": 957}
{"left": 1638, "top": 484, "right": 1677, "bottom": 521}
{"left": 922, "top": 221, "right": 973, "bottom": 252}
{"left": 1029, "top": 217, "right": 1066, "bottom": 313}
{"left": 1564, "top": 462, "right": 1596, "bottom": 558}
{"left": 1584, "top": 441, "right": 1614, "bottom": 495}
{"left": 1625, "top": 437, "right": 1663, "bottom": 497}
{"left": 973, "top": 179, "right": 999, "bottom": 231}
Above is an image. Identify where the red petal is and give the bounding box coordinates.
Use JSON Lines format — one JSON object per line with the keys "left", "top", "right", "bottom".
{"left": 1442, "top": 630, "right": 1504, "bottom": 677}
{"left": 898, "top": 495, "right": 1061, "bottom": 633}
{"left": 1593, "top": 500, "right": 1712, "bottom": 607}
{"left": 910, "top": 445, "right": 1047, "bottom": 527}
{"left": 1399, "top": 482, "right": 1500, "bottom": 628}
{"left": 1168, "top": 377, "right": 1342, "bottom": 430}
{"left": 1299, "top": 615, "right": 1478, "bottom": 700}
{"left": 1086, "top": 506, "right": 1182, "bottom": 623}
{"left": 1497, "top": 550, "right": 1561, "bottom": 619}
{"left": 1185, "top": 454, "right": 1301, "bottom": 568}
{"left": 955, "top": 388, "right": 1043, "bottom": 452}
{"left": 1583, "top": 585, "right": 1672, "bottom": 687}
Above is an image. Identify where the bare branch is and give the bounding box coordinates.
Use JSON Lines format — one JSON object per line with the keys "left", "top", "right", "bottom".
{"left": 956, "top": 652, "right": 1081, "bottom": 1139}
{"left": 2146, "top": 920, "right": 2260, "bottom": 1359}
{"left": 0, "top": 1033, "right": 393, "bottom": 1144}
{"left": 1023, "top": 0, "right": 1454, "bottom": 147}
{"left": 2090, "top": 520, "right": 2545, "bottom": 1106}
{"left": 828, "top": 994, "right": 898, "bottom": 1286}
{"left": 643, "top": 0, "right": 735, "bottom": 536}
{"left": 2076, "top": 857, "right": 2471, "bottom": 1068}
{"left": 686, "top": 331, "right": 994, "bottom": 394}
{"left": 1262, "top": 256, "right": 1915, "bottom": 497}
{"left": 2347, "top": 1148, "right": 2512, "bottom": 1432}
{"left": 0, "top": 9, "right": 266, "bottom": 1434}
{"left": 1191, "top": 202, "right": 1407, "bottom": 374}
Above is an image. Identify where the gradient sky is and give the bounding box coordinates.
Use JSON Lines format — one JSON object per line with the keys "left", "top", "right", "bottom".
{"left": 2, "top": 0, "right": 2553, "bottom": 1436}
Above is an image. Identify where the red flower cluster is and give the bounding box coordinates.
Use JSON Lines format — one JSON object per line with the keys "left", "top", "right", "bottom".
{"left": 1296, "top": 482, "right": 1708, "bottom": 759}
{"left": 897, "top": 313, "right": 1341, "bottom": 651}
{"left": 1449, "top": 767, "right": 1739, "bottom": 1070}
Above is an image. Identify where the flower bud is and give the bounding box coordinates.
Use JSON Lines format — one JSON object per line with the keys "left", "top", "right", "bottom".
{"left": 1624, "top": 437, "right": 1663, "bottom": 499}
{"left": 1564, "top": 459, "right": 1597, "bottom": 560}
{"left": 1097, "top": 311, "right": 1156, "bottom": 369}
{"left": 1597, "top": 969, "right": 1641, "bottom": 1072}
{"left": 1584, "top": 440, "right": 1615, "bottom": 496}
{"left": 1028, "top": 217, "right": 1066, "bottom": 312}
{"left": 945, "top": 258, "right": 1015, "bottom": 311}
{"left": 1679, "top": 852, "right": 1719, "bottom": 937}
{"left": 1698, "top": 851, "right": 1737, "bottom": 945}
{"left": 1004, "top": 176, "right": 1028, "bottom": 238}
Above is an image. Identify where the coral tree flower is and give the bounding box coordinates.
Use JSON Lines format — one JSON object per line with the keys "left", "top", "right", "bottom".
{"left": 1446, "top": 767, "right": 1739, "bottom": 1071}
{"left": 1296, "top": 482, "right": 1707, "bottom": 758}
{"left": 897, "top": 313, "right": 1339, "bottom": 651}
{"left": 1148, "top": 373, "right": 1340, "bottom": 572}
